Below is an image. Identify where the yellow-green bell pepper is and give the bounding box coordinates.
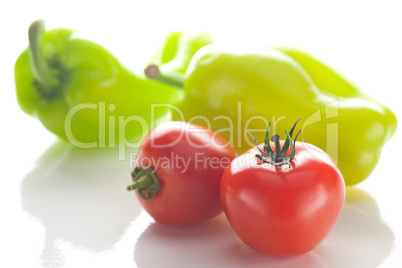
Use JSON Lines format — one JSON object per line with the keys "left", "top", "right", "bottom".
{"left": 147, "top": 45, "right": 397, "bottom": 185}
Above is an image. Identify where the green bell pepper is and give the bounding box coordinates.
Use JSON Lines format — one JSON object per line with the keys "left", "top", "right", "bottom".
{"left": 14, "top": 20, "right": 181, "bottom": 148}
{"left": 147, "top": 45, "right": 397, "bottom": 186}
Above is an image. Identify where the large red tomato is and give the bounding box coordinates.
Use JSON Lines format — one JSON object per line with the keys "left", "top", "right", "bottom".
{"left": 127, "top": 121, "right": 236, "bottom": 226}
{"left": 220, "top": 122, "right": 345, "bottom": 257}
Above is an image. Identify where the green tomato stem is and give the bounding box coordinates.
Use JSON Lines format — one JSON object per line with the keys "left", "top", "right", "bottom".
{"left": 144, "top": 64, "right": 185, "bottom": 88}
{"left": 246, "top": 118, "right": 301, "bottom": 167}
{"left": 127, "top": 167, "right": 161, "bottom": 200}
{"left": 28, "top": 20, "right": 60, "bottom": 93}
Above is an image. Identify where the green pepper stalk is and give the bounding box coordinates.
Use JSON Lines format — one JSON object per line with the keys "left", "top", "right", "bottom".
{"left": 15, "top": 20, "right": 182, "bottom": 147}
{"left": 28, "top": 21, "right": 64, "bottom": 98}
{"left": 145, "top": 45, "right": 397, "bottom": 186}
{"left": 148, "top": 30, "right": 213, "bottom": 76}
{"left": 144, "top": 30, "right": 212, "bottom": 89}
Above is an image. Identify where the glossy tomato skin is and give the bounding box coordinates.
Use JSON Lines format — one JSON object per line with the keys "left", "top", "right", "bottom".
{"left": 221, "top": 141, "right": 345, "bottom": 257}
{"left": 134, "top": 121, "right": 236, "bottom": 226}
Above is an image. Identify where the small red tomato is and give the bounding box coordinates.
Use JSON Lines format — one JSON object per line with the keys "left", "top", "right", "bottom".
{"left": 220, "top": 120, "right": 345, "bottom": 257}
{"left": 127, "top": 121, "right": 236, "bottom": 226}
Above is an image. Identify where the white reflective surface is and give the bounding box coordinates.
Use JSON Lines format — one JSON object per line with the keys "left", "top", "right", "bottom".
{"left": 2, "top": 140, "right": 399, "bottom": 268}
{"left": 1, "top": 1, "right": 402, "bottom": 267}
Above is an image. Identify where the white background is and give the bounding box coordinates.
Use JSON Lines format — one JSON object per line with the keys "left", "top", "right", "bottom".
{"left": 1, "top": 0, "right": 401, "bottom": 267}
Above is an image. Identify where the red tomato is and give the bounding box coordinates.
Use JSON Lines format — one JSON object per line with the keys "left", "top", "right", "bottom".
{"left": 221, "top": 140, "right": 345, "bottom": 257}
{"left": 127, "top": 121, "right": 236, "bottom": 226}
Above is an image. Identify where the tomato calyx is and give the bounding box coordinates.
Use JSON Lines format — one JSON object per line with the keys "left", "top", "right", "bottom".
{"left": 246, "top": 118, "right": 301, "bottom": 167}
{"left": 126, "top": 167, "right": 161, "bottom": 200}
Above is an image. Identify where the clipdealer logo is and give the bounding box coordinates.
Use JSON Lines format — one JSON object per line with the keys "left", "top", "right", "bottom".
{"left": 63, "top": 100, "right": 339, "bottom": 164}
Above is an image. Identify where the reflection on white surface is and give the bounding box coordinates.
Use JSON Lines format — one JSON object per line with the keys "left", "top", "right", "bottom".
{"left": 134, "top": 214, "right": 327, "bottom": 268}
{"left": 19, "top": 141, "right": 394, "bottom": 268}
{"left": 133, "top": 188, "right": 394, "bottom": 268}
{"left": 317, "top": 187, "right": 395, "bottom": 267}
{"left": 20, "top": 141, "right": 141, "bottom": 267}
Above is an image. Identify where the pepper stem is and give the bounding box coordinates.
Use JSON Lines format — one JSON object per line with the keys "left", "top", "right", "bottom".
{"left": 28, "top": 20, "right": 59, "bottom": 93}
{"left": 144, "top": 64, "right": 185, "bottom": 88}
{"left": 127, "top": 167, "right": 161, "bottom": 200}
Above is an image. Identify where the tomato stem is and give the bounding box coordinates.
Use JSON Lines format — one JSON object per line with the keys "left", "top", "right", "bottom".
{"left": 126, "top": 167, "right": 161, "bottom": 200}
{"left": 246, "top": 118, "right": 301, "bottom": 167}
